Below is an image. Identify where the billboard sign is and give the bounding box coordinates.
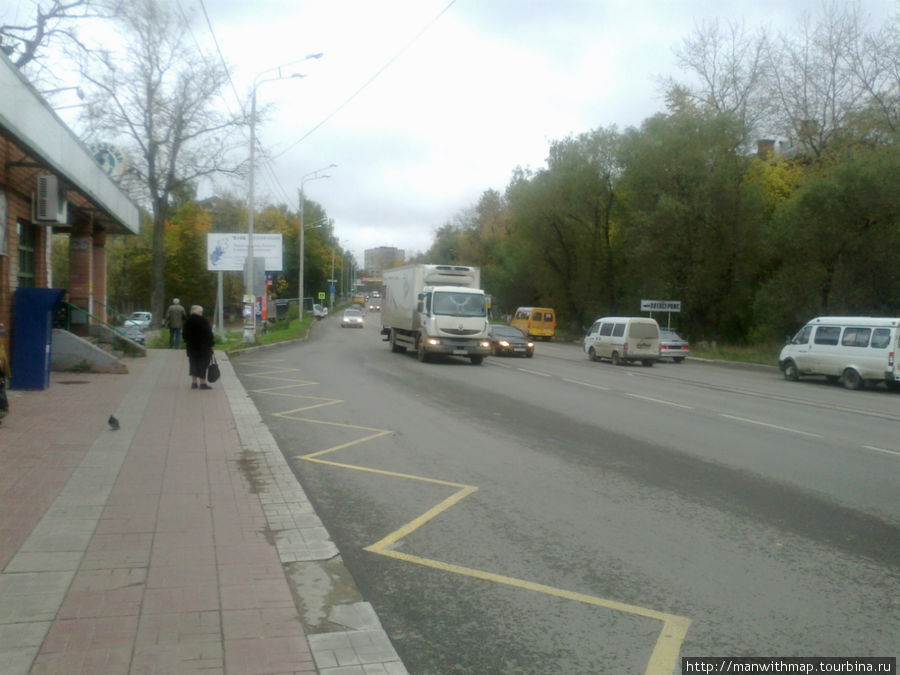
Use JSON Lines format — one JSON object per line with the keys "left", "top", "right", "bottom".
{"left": 207, "top": 233, "right": 283, "bottom": 272}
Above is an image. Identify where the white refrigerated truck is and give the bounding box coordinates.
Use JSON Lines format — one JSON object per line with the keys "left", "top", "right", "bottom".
{"left": 381, "top": 263, "right": 491, "bottom": 364}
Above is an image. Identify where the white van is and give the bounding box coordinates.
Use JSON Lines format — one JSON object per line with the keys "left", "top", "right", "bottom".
{"left": 778, "top": 316, "right": 900, "bottom": 390}
{"left": 583, "top": 317, "right": 661, "bottom": 366}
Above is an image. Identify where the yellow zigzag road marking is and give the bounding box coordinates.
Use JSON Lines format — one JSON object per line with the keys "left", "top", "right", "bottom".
{"left": 244, "top": 360, "right": 691, "bottom": 674}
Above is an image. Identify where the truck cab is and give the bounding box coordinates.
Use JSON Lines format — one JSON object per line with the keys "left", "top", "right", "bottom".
{"left": 411, "top": 285, "right": 490, "bottom": 363}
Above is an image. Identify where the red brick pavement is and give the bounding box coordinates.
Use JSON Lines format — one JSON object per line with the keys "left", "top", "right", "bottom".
{"left": 0, "top": 350, "right": 316, "bottom": 674}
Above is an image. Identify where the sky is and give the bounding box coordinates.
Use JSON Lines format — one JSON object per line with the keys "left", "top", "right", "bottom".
{"left": 10, "top": 0, "right": 897, "bottom": 266}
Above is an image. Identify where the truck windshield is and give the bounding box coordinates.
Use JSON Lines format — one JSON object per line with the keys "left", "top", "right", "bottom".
{"left": 432, "top": 291, "right": 485, "bottom": 317}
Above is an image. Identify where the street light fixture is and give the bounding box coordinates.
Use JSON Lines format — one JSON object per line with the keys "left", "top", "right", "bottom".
{"left": 298, "top": 163, "right": 336, "bottom": 319}
{"left": 244, "top": 53, "right": 323, "bottom": 342}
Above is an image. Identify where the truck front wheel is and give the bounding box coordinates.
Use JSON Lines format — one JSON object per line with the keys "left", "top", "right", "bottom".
{"left": 470, "top": 355, "right": 484, "bottom": 365}
{"left": 417, "top": 338, "right": 429, "bottom": 362}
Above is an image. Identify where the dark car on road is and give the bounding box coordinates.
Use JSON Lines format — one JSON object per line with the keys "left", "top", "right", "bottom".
{"left": 487, "top": 324, "right": 534, "bottom": 357}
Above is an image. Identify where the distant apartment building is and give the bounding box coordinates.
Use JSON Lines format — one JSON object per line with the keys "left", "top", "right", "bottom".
{"left": 364, "top": 246, "right": 404, "bottom": 278}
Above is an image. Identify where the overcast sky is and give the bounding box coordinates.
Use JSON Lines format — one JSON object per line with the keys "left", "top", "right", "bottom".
{"left": 12, "top": 0, "right": 897, "bottom": 265}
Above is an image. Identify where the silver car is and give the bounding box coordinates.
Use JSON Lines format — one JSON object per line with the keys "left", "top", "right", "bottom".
{"left": 341, "top": 308, "right": 364, "bottom": 328}
{"left": 659, "top": 329, "right": 690, "bottom": 362}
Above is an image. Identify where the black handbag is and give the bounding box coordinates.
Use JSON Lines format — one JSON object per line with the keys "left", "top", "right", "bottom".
{"left": 206, "top": 355, "right": 220, "bottom": 383}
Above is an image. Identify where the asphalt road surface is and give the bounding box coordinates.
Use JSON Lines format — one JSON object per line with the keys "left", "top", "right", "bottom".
{"left": 231, "top": 314, "right": 899, "bottom": 674}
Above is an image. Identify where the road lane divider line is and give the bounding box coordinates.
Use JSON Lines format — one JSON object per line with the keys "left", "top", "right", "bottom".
{"left": 563, "top": 378, "right": 610, "bottom": 390}
{"left": 862, "top": 445, "right": 900, "bottom": 458}
{"left": 238, "top": 356, "right": 692, "bottom": 675}
{"left": 719, "top": 414, "right": 824, "bottom": 438}
{"left": 626, "top": 393, "right": 694, "bottom": 409}
{"left": 516, "top": 367, "right": 552, "bottom": 377}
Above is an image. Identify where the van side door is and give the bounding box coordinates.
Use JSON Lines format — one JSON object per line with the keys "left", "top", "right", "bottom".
{"left": 788, "top": 325, "right": 813, "bottom": 372}
{"left": 811, "top": 325, "right": 841, "bottom": 374}
{"left": 608, "top": 322, "right": 625, "bottom": 358}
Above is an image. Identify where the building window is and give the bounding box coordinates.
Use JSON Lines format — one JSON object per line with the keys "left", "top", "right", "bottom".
{"left": 18, "top": 221, "right": 37, "bottom": 287}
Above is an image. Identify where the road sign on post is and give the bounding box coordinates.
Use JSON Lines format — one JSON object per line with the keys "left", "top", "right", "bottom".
{"left": 640, "top": 300, "right": 681, "bottom": 312}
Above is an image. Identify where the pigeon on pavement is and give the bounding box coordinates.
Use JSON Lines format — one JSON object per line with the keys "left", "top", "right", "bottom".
{"left": 108, "top": 414, "right": 119, "bottom": 430}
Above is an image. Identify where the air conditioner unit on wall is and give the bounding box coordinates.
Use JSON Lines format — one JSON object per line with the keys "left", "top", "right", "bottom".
{"left": 36, "top": 175, "right": 68, "bottom": 224}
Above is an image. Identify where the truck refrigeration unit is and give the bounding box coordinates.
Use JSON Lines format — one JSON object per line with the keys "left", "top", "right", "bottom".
{"left": 381, "top": 264, "right": 491, "bottom": 365}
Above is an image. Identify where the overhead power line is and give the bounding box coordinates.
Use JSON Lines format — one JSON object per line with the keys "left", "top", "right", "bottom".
{"left": 274, "top": 0, "right": 457, "bottom": 159}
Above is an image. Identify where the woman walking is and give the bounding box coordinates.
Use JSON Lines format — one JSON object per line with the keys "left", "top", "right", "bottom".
{"left": 182, "top": 305, "right": 215, "bottom": 389}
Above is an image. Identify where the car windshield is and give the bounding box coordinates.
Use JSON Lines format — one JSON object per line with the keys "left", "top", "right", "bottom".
{"left": 432, "top": 291, "right": 485, "bottom": 317}
{"left": 494, "top": 326, "right": 524, "bottom": 338}
{"left": 344, "top": 310, "right": 361, "bottom": 317}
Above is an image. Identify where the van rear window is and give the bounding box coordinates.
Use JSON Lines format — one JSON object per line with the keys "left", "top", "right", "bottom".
{"left": 814, "top": 326, "right": 841, "bottom": 345}
{"left": 629, "top": 322, "right": 659, "bottom": 339}
{"left": 841, "top": 327, "right": 871, "bottom": 347}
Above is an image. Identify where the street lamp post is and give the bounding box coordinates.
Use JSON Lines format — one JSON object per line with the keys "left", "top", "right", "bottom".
{"left": 244, "top": 53, "right": 323, "bottom": 342}
{"left": 298, "top": 164, "right": 336, "bottom": 320}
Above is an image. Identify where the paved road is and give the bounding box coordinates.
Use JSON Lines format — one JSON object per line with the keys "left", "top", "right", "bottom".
{"left": 231, "top": 316, "right": 899, "bottom": 674}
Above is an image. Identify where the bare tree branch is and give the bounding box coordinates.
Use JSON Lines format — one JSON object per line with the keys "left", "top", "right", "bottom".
{"left": 69, "top": 0, "right": 249, "bottom": 326}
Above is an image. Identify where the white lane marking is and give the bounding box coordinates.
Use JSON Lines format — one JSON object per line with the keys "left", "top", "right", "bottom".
{"left": 863, "top": 445, "right": 900, "bottom": 458}
{"left": 517, "top": 368, "right": 552, "bottom": 377}
{"left": 626, "top": 393, "right": 694, "bottom": 410}
{"left": 719, "top": 414, "right": 823, "bottom": 438}
{"left": 563, "top": 378, "right": 610, "bottom": 391}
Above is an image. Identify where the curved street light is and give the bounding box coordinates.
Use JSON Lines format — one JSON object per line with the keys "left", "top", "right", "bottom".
{"left": 244, "top": 52, "right": 323, "bottom": 342}
{"left": 298, "top": 164, "right": 336, "bottom": 319}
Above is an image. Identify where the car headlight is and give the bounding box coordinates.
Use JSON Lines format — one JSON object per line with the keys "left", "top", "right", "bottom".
{"left": 527, "top": 342, "right": 534, "bottom": 348}
{"left": 499, "top": 340, "right": 510, "bottom": 347}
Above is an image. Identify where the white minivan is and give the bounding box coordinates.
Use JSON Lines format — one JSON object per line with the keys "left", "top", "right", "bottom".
{"left": 778, "top": 316, "right": 900, "bottom": 390}
{"left": 583, "top": 316, "right": 661, "bottom": 366}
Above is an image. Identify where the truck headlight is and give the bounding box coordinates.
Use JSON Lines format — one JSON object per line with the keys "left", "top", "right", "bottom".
{"left": 479, "top": 341, "right": 490, "bottom": 348}
{"left": 426, "top": 338, "right": 440, "bottom": 346}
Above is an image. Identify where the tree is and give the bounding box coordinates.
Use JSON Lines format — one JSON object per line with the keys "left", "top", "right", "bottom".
{"left": 0, "top": 0, "right": 118, "bottom": 80}
{"left": 756, "top": 146, "right": 900, "bottom": 335}
{"left": 661, "top": 18, "right": 771, "bottom": 145}
{"left": 618, "top": 112, "right": 762, "bottom": 341}
{"left": 74, "top": 0, "right": 248, "bottom": 327}
{"left": 502, "top": 128, "right": 623, "bottom": 329}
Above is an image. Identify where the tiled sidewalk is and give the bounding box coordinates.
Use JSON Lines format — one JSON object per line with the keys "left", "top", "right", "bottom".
{"left": 0, "top": 349, "right": 405, "bottom": 675}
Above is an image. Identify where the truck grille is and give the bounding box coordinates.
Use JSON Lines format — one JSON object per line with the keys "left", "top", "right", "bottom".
{"left": 441, "top": 329, "right": 481, "bottom": 336}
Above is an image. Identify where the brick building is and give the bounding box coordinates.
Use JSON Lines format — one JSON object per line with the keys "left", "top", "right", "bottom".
{"left": 0, "top": 52, "right": 139, "bottom": 375}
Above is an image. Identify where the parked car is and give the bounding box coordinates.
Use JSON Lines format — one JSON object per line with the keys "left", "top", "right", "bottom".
{"left": 312, "top": 304, "right": 326, "bottom": 320}
{"left": 122, "top": 322, "right": 146, "bottom": 344}
{"left": 487, "top": 324, "right": 534, "bottom": 357}
{"left": 341, "top": 308, "right": 365, "bottom": 328}
{"left": 659, "top": 329, "right": 690, "bottom": 362}
{"left": 126, "top": 311, "right": 152, "bottom": 329}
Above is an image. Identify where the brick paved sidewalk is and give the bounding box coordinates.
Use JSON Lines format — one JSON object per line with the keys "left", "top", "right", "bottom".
{"left": 0, "top": 350, "right": 318, "bottom": 674}
{"left": 0, "top": 348, "right": 406, "bottom": 675}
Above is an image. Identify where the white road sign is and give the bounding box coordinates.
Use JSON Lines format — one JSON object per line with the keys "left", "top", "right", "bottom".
{"left": 207, "top": 233, "right": 283, "bottom": 272}
{"left": 641, "top": 299, "right": 681, "bottom": 312}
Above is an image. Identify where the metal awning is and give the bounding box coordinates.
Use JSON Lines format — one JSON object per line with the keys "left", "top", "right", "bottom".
{"left": 0, "top": 52, "right": 140, "bottom": 235}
